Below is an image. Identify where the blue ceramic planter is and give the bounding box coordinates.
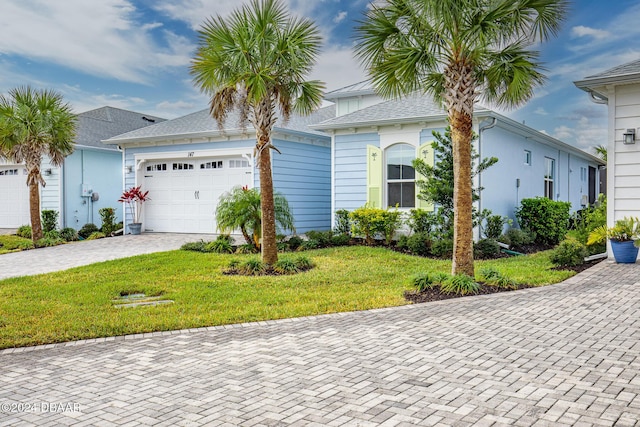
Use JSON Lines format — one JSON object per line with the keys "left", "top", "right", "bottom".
{"left": 610, "top": 240, "right": 639, "bottom": 264}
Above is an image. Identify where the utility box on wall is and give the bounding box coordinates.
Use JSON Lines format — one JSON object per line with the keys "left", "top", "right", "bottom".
{"left": 81, "top": 183, "right": 92, "bottom": 197}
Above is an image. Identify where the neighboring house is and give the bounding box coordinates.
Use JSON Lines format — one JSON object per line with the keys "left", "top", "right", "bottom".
{"left": 103, "top": 107, "right": 334, "bottom": 234}
{"left": 574, "top": 58, "right": 640, "bottom": 230}
{"left": 0, "top": 106, "right": 164, "bottom": 230}
{"left": 314, "top": 82, "right": 604, "bottom": 236}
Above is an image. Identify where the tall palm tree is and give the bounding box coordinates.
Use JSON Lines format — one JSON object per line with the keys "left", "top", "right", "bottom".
{"left": 594, "top": 144, "right": 607, "bottom": 162}
{"left": 0, "top": 86, "right": 76, "bottom": 242}
{"left": 355, "top": 0, "right": 567, "bottom": 276}
{"left": 191, "top": 0, "right": 324, "bottom": 266}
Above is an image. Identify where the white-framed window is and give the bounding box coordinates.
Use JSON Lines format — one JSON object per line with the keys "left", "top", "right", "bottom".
{"left": 200, "top": 161, "right": 223, "bottom": 169}
{"left": 544, "top": 157, "right": 555, "bottom": 200}
{"left": 146, "top": 163, "right": 167, "bottom": 172}
{"left": 173, "top": 162, "right": 194, "bottom": 170}
{"left": 0, "top": 169, "right": 18, "bottom": 176}
{"left": 386, "top": 143, "right": 415, "bottom": 208}
{"left": 229, "top": 160, "right": 249, "bottom": 168}
{"left": 580, "top": 167, "right": 587, "bottom": 182}
{"left": 524, "top": 150, "right": 532, "bottom": 166}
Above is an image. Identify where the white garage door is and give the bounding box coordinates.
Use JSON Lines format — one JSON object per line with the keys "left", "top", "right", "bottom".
{"left": 0, "top": 166, "right": 30, "bottom": 228}
{"left": 142, "top": 157, "right": 252, "bottom": 233}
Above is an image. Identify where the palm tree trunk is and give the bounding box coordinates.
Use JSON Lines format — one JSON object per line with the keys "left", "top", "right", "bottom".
{"left": 450, "top": 109, "right": 474, "bottom": 277}
{"left": 29, "top": 182, "right": 43, "bottom": 242}
{"left": 258, "top": 141, "right": 277, "bottom": 265}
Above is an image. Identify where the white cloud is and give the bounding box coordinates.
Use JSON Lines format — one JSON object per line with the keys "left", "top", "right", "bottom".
{"left": 156, "top": 100, "right": 196, "bottom": 110}
{"left": 310, "top": 46, "right": 367, "bottom": 92}
{"left": 571, "top": 25, "right": 610, "bottom": 40}
{"left": 534, "top": 107, "right": 548, "bottom": 116}
{"left": 0, "top": 0, "right": 192, "bottom": 84}
{"left": 333, "top": 11, "right": 348, "bottom": 24}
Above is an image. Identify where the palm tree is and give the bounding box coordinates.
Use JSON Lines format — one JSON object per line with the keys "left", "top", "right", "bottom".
{"left": 191, "top": 0, "right": 324, "bottom": 266}
{"left": 594, "top": 144, "right": 607, "bottom": 162}
{"left": 0, "top": 86, "right": 76, "bottom": 242}
{"left": 355, "top": 0, "right": 567, "bottom": 276}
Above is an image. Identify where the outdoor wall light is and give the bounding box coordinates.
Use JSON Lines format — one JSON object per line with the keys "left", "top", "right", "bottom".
{"left": 125, "top": 165, "right": 133, "bottom": 173}
{"left": 44, "top": 169, "right": 52, "bottom": 176}
{"left": 623, "top": 128, "right": 636, "bottom": 144}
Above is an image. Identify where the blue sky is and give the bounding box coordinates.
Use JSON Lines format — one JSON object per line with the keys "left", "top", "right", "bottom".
{"left": 0, "top": 0, "right": 638, "bottom": 153}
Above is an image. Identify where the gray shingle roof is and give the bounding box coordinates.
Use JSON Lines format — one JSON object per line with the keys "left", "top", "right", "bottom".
{"left": 324, "top": 80, "right": 375, "bottom": 100}
{"left": 76, "top": 107, "right": 165, "bottom": 150}
{"left": 584, "top": 58, "right": 640, "bottom": 80}
{"left": 105, "top": 105, "right": 335, "bottom": 143}
{"left": 314, "top": 92, "right": 490, "bottom": 129}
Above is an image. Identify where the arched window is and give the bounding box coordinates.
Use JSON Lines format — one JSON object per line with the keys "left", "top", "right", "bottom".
{"left": 386, "top": 143, "right": 415, "bottom": 207}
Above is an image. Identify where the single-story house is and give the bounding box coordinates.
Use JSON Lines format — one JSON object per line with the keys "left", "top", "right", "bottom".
{"left": 575, "top": 58, "right": 640, "bottom": 260}
{"left": 103, "top": 107, "right": 334, "bottom": 234}
{"left": 313, "top": 81, "right": 605, "bottom": 236}
{"left": 0, "top": 106, "right": 164, "bottom": 230}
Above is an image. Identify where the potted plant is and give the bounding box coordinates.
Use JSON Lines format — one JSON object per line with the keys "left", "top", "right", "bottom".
{"left": 118, "top": 186, "right": 149, "bottom": 235}
{"left": 588, "top": 217, "right": 640, "bottom": 263}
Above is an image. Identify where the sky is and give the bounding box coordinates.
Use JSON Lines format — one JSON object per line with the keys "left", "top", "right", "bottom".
{"left": 0, "top": 0, "right": 638, "bottom": 154}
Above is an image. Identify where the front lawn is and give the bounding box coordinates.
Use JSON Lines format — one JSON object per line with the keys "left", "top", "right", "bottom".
{"left": 0, "top": 246, "right": 574, "bottom": 349}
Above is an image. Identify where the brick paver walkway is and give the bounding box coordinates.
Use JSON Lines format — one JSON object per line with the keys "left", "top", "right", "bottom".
{"left": 1, "top": 260, "right": 639, "bottom": 426}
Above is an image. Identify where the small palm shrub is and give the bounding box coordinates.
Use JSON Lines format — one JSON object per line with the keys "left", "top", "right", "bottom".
{"left": 225, "top": 255, "right": 314, "bottom": 276}
{"left": 238, "top": 258, "right": 265, "bottom": 275}
{"left": 41, "top": 210, "right": 59, "bottom": 233}
{"left": 78, "top": 223, "right": 99, "bottom": 239}
{"left": 299, "top": 239, "right": 320, "bottom": 251}
{"left": 181, "top": 240, "right": 208, "bottom": 252}
{"left": 474, "top": 238, "right": 500, "bottom": 259}
{"left": 16, "top": 225, "right": 32, "bottom": 239}
{"left": 205, "top": 236, "right": 234, "bottom": 254}
{"left": 550, "top": 239, "right": 588, "bottom": 267}
{"left": 440, "top": 274, "right": 479, "bottom": 296}
{"left": 273, "top": 258, "right": 300, "bottom": 274}
{"left": 479, "top": 267, "right": 518, "bottom": 290}
{"left": 412, "top": 272, "right": 448, "bottom": 292}
{"left": 60, "top": 227, "right": 79, "bottom": 242}
{"left": 407, "top": 232, "right": 432, "bottom": 256}
{"left": 236, "top": 243, "right": 258, "bottom": 254}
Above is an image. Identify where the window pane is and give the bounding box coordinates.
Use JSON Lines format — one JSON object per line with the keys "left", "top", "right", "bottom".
{"left": 387, "top": 164, "right": 401, "bottom": 180}
{"left": 388, "top": 182, "right": 415, "bottom": 208}
{"left": 386, "top": 144, "right": 415, "bottom": 179}
{"left": 388, "top": 183, "right": 402, "bottom": 207}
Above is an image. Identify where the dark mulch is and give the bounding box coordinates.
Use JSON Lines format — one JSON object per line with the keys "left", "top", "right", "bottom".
{"left": 550, "top": 257, "right": 605, "bottom": 274}
{"left": 405, "top": 258, "right": 605, "bottom": 304}
{"left": 404, "top": 283, "right": 533, "bottom": 304}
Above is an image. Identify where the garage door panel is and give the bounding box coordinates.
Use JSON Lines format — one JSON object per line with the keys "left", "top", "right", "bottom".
{"left": 0, "top": 167, "right": 30, "bottom": 228}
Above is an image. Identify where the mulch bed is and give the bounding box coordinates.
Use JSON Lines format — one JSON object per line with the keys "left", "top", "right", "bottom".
{"left": 404, "top": 258, "right": 605, "bottom": 304}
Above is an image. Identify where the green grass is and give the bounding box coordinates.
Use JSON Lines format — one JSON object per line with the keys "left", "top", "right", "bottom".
{"left": 0, "top": 235, "right": 32, "bottom": 254}
{"left": 0, "top": 246, "right": 573, "bottom": 349}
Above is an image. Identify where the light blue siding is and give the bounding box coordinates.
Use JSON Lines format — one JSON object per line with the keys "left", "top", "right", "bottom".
{"left": 479, "top": 125, "right": 601, "bottom": 225}
{"left": 272, "top": 139, "right": 331, "bottom": 233}
{"left": 63, "top": 149, "right": 123, "bottom": 230}
{"left": 334, "top": 133, "right": 379, "bottom": 211}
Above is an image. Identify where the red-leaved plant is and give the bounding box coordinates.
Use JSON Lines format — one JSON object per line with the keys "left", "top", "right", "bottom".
{"left": 118, "top": 186, "right": 150, "bottom": 224}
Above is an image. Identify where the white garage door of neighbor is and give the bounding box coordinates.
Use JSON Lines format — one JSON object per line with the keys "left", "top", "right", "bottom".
{"left": 142, "top": 158, "right": 252, "bottom": 233}
{"left": 0, "top": 166, "right": 30, "bottom": 228}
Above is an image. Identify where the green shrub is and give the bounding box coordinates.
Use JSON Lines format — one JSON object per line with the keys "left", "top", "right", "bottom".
{"left": 235, "top": 243, "right": 258, "bottom": 254}
{"left": 99, "top": 207, "right": 117, "bottom": 236}
{"left": 44, "top": 230, "right": 62, "bottom": 240}
{"left": 412, "top": 272, "right": 448, "bottom": 292}
{"left": 239, "top": 258, "right": 266, "bottom": 275}
{"left": 479, "top": 267, "right": 518, "bottom": 290}
{"left": 205, "top": 239, "right": 233, "bottom": 254}
{"left": 431, "top": 239, "right": 453, "bottom": 258}
{"left": 407, "top": 209, "right": 438, "bottom": 234}
{"left": 273, "top": 258, "right": 299, "bottom": 274}
{"left": 550, "top": 239, "right": 588, "bottom": 267}
{"left": 299, "top": 239, "right": 320, "bottom": 251}
{"left": 484, "top": 215, "right": 509, "bottom": 239}
{"left": 181, "top": 240, "right": 208, "bottom": 252}
{"left": 86, "top": 231, "right": 106, "bottom": 240}
{"left": 41, "top": 210, "right": 59, "bottom": 233}
{"left": 16, "top": 241, "right": 35, "bottom": 250}
{"left": 16, "top": 225, "right": 32, "bottom": 239}
{"left": 396, "top": 235, "right": 409, "bottom": 250}
{"left": 474, "top": 238, "right": 501, "bottom": 259}
{"left": 441, "top": 274, "right": 479, "bottom": 296}
{"left": 78, "top": 223, "right": 99, "bottom": 239}
{"left": 515, "top": 197, "right": 571, "bottom": 245}
{"left": 330, "top": 233, "right": 350, "bottom": 247}
{"left": 334, "top": 209, "right": 351, "bottom": 235}
{"left": 350, "top": 206, "right": 402, "bottom": 245}
{"left": 407, "top": 232, "right": 432, "bottom": 256}
{"left": 306, "top": 230, "right": 334, "bottom": 247}
{"left": 286, "top": 236, "right": 304, "bottom": 251}
{"left": 35, "top": 237, "right": 64, "bottom": 248}
{"left": 60, "top": 227, "right": 79, "bottom": 242}
{"left": 293, "top": 255, "right": 314, "bottom": 270}
{"left": 500, "top": 228, "right": 533, "bottom": 250}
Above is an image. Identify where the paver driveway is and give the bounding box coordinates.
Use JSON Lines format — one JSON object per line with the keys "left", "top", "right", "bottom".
{"left": 1, "top": 261, "right": 639, "bottom": 426}
{"left": 0, "top": 233, "right": 215, "bottom": 280}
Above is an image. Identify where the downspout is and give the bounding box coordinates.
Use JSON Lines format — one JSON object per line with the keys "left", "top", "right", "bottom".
{"left": 61, "top": 160, "right": 66, "bottom": 228}
{"left": 478, "top": 117, "right": 497, "bottom": 217}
